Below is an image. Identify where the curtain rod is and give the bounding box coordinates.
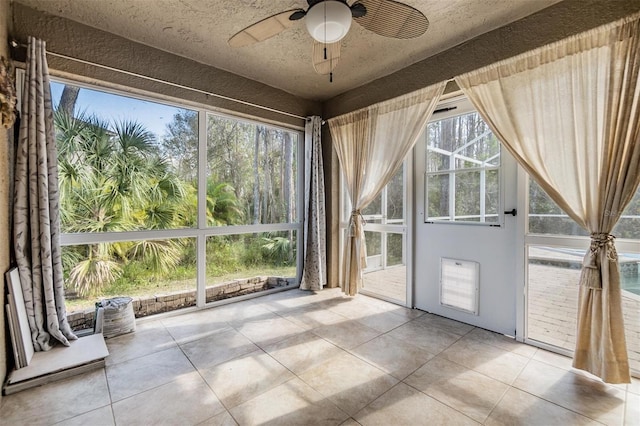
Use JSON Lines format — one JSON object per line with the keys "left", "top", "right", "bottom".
{"left": 10, "top": 41, "right": 307, "bottom": 122}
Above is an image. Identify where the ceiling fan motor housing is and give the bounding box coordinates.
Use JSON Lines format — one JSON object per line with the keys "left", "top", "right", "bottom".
{"left": 305, "top": 0, "right": 353, "bottom": 43}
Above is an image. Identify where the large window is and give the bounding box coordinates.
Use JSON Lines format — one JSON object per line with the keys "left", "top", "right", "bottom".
{"left": 51, "top": 79, "right": 302, "bottom": 321}
{"left": 525, "top": 178, "right": 640, "bottom": 374}
{"left": 206, "top": 114, "right": 297, "bottom": 226}
{"left": 529, "top": 179, "right": 640, "bottom": 239}
{"left": 425, "top": 107, "right": 501, "bottom": 224}
{"left": 52, "top": 84, "right": 198, "bottom": 231}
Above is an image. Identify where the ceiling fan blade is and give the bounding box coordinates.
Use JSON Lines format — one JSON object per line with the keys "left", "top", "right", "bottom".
{"left": 289, "top": 9, "right": 307, "bottom": 20}
{"left": 353, "top": 0, "right": 429, "bottom": 39}
{"left": 228, "top": 10, "right": 299, "bottom": 47}
{"left": 312, "top": 40, "right": 341, "bottom": 75}
{"left": 350, "top": 2, "right": 367, "bottom": 18}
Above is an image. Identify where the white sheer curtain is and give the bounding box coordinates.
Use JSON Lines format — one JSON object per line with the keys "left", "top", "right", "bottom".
{"left": 14, "top": 37, "right": 77, "bottom": 351}
{"left": 456, "top": 13, "right": 640, "bottom": 383}
{"left": 300, "top": 116, "right": 326, "bottom": 291}
{"left": 328, "top": 82, "right": 446, "bottom": 296}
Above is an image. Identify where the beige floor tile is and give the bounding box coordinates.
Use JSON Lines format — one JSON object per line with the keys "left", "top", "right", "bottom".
{"left": 466, "top": 327, "right": 538, "bottom": 358}
{"left": 112, "top": 371, "right": 224, "bottom": 425}
{"left": 513, "top": 359, "right": 626, "bottom": 425}
{"left": 106, "top": 346, "right": 195, "bottom": 401}
{"left": 388, "top": 306, "right": 426, "bottom": 320}
{"left": 312, "top": 320, "right": 381, "bottom": 350}
{"left": 440, "top": 338, "right": 529, "bottom": 384}
{"left": 54, "top": 405, "right": 114, "bottom": 426}
{"left": 209, "top": 300, "right": 274, "bottom": 324}
{"left": 415, "top": 313, "right": 475, "bottom": 336}
{"left": 325, "top": 297, "right": 387, "bottom": 321}
{"left": 181, "top": 328, "right": 259, "bottom": 371}
{"left": 355, "top": 297, "right": 424, "bottom": 320}
{"left": 339, "top": 419, "right": 363, "bottom": 426}
{"left": 386, "top": 319, "right": 462, "bottom": 354}
{"left": 16, "top": 288, "right": 632, "bottom": 426}
{"left": 404, "top": 356, "right": 509, "bottom": 423}
{"left": 161, "top": 309, "right": 232, "bottom": 344}
{"left": 198, "top": 410, "right": 238, "bottom": 426}
{"left": 532, "top": 347, "right": 575, "bottom": 370}
{"left": 255, "top": 289, "right": 335, "bottom": 313}
{"left": 485, "top": 387, "right": 599, "bottom": 426}
{"left": 625, "top": 391, "right": 639, "bottom": 426}
{"left": 56, "top": 405, "right": 116, "bottom": 426}
{"left": 298, "top": 351, "right": 399, "bottom": 415}
{"left": 485, "top": 388, "right": 599, "bottom": 426}
{"left": 229, "top": 377, "right": 349, "bottom": 425}
{"left": 104, "top": 320, "right": 176, "bottom": 366}
{"left": 280, "top": 305, "right": 350, "bottom": 331}
{"left": 0, "top": 369, "right": 110, "bottom": 425}
{"left": 351, "top": 334, "right": 435, "bottom": 380}
{"left": 200, "top": 349, "right": 295, "bottom": 408}
{"left": 353, "top": 294, "right": 412, "bottom": 314}
{"left": 262, "top": 331, "right": 345, "bottom": 375}
{"left": 355, "top": 309, "right": 412, "bottom": 333}
{"left": 233, "top": 315, "right": 306, "bottom": 346}
{"left": 354, "top": 382, "right": 478, "bottom": 426}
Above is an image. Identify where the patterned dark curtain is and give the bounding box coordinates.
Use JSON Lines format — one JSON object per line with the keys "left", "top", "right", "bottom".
{"left": 13, "top": 37, "right": 77, "bottom": 351}
{"left": 300, "top": 116, "right": 326, "bottom": 291}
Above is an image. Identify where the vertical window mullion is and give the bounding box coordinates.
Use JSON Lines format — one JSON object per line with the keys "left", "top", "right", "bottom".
{"left": 297, "top": 131, "right": 305, "bottom": 284}
{"left": 197, "top": 110, "right": 207, "bottom": 307}
{"left": 480, "top": 168, "right": 486, "bottom": 222}
{"left": 449, "top": 172, "right": 456, "bottom": 221}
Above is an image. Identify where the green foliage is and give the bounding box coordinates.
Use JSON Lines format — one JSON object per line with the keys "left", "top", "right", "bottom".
{"left": 261, "top": 235, "right": 293, "bottom": 266}
{"left": 55, "top": 110, "right": 192, "bottom": 295}
{"left": 160, "top": 111, "right": 298, "bottom": 226}
{"left": 56, "top": 88, "right": 300, "bottom": 300}
{"left": 68, "top": 253, "right": 123, "bottom": 297}
{"left": 207, "top": 181, "right": 244, "bottom": 226}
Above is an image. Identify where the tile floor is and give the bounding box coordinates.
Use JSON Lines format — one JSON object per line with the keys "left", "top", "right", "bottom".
{"left": 1, "top": 288, "right": 638, "bottom": 425}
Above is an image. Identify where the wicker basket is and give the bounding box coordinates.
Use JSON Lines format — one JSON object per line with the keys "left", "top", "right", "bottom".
{"left": 94, "top": 297, "right": 136, "bottom": 338}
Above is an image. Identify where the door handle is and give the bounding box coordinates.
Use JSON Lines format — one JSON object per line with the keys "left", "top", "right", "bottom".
{"left": 504, "top": 208, "right": 517, "bottom": 216}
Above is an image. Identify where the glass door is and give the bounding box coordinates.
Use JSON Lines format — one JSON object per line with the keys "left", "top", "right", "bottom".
{"left": 340, "top": 162, "right": 411, "bottom": 305}
{"left": 361, "top": 164, "right": 408, "bottom": 304}
{"left": 413, "top": 96, "right": 519, "bottom": 335}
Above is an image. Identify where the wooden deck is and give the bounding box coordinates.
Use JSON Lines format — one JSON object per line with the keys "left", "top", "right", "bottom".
{"left": 528, "top": 261, "right": 640, "bottom": 373}
{"left": 363, "top": 266, "right": 407, "bottom": 303}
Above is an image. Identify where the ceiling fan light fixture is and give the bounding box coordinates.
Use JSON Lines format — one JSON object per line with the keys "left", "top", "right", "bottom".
{"left": 305, "top": 1, "right": 352, "bottom": 44}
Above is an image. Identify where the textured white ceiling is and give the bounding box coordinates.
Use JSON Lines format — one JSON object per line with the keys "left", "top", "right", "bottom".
{"left": 15, "top": 0, "right": 561, "bottom": 101}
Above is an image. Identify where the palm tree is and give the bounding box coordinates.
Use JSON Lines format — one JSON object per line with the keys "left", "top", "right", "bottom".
{"left": 55, "top": 111, "right": 190, "bottom": 296}
{"left": 206, "top": 181, "right": 243, "bottom": 226}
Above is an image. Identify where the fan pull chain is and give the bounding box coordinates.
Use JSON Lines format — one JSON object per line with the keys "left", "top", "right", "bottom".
{"left": 324, "top": 46, "right": 327, "bottom": 60}
{"left": 329, "top": 44, "right": 333, "bottom": 83}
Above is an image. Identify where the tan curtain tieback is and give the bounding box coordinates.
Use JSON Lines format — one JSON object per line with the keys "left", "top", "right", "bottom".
{"left": 348, "top": 210, "right": 367, "bottom": 237}
{"left": 585, "top": 233, "right": 618, "bottom": 268}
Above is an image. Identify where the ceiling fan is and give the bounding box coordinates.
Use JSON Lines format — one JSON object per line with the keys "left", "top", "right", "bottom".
{"left": 228, "top": 0, "right": 429, "bottom": 81}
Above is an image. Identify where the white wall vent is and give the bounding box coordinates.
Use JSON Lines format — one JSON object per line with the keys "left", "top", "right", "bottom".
{"left": 440, "top": 258, "right": 479, "bottom": 315}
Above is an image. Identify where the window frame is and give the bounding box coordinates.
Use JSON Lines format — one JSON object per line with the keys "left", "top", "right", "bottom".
{"left": 423, "top": 96, "right": 505, "bottom": 226}
{"left": 46, "top": 73, "right": 305, "bottom": 309}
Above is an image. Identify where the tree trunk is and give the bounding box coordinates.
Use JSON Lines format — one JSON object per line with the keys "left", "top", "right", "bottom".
{"left": 262, "top": 130, "right": 272, "bottom": 223}
{"left": 58, "top": 85, "right": 80, "bottom": 116}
